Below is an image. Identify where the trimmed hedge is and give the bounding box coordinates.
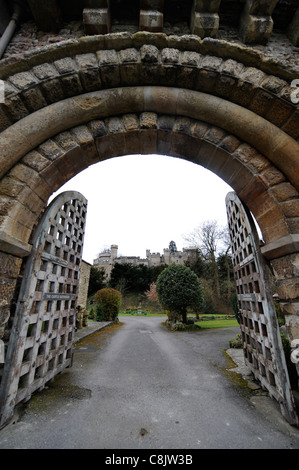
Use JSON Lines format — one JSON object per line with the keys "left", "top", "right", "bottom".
{"left": 94, "top": 287, "right": 122, "bottom": 321}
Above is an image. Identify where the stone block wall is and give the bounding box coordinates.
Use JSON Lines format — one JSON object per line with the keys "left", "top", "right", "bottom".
{"left": 76, "top": 259, "right": 91, "bottom": 328}
{"left": 77, "top": 260, "right": 91, "bottom": 310}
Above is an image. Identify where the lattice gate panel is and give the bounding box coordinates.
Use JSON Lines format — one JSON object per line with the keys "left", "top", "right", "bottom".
{"left": 0, "top": 191, "right": 87, "bottom": 427}
{"left": 226, "top": 192, "right": 298, "bottom": 426}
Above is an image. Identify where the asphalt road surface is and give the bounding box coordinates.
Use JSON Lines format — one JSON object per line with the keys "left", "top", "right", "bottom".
{"left": 0, "top": 316, "right": 299, "bottom": 450}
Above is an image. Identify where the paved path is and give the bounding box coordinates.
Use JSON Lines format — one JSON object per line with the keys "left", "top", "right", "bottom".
{"left": 74, "top": 320, "right": 112, "bottom": 343}
{"left": 0, "top": 316, "right": 299, "bottom": 450}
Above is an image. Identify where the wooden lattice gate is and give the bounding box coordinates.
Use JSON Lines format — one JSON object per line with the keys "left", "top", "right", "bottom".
{"left": 0, "top": 191, "right": 87, "bottom": 428}
{"left": 226, "top": 192, "right": 299, "bottom": 426}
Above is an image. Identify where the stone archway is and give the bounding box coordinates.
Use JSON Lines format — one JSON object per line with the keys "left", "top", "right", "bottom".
{"left": 0, "top": 35, "right": 298, "bottom": 422}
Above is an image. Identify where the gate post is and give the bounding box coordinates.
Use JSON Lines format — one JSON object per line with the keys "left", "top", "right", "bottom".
{"left": 261, "top": 241, "right": 299, "bottom": 390}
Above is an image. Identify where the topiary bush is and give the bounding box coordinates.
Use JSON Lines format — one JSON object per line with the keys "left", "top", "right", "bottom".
{"left": 94, "top": 287, "right": 122, "bottom": 322}
{"left": 156, "top": 264, "right": 204, "bottom": 324}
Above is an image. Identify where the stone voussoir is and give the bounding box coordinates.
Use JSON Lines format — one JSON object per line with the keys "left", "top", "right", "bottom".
{"left": 4, "top": 112, "right": 298, "bottom": 249}
{"left": 0, "top": 43, "right": 296, "bottom": 138}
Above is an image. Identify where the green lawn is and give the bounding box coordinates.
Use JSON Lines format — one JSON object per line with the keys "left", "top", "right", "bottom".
{"left": 195, "top": 319, "right": 239, "bottom": 329}
{"left": 118, "top": 311, "right": 239, "bottom": 329}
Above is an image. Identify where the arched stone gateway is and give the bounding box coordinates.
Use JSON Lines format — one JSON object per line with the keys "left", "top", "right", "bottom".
{"left": 0, "top": 12, "right": 298, "bottom": 427}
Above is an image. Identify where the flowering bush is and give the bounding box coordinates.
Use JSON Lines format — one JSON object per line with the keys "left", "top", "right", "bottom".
{"left": 145, "top": 282, "right": 159, "bottom": 302}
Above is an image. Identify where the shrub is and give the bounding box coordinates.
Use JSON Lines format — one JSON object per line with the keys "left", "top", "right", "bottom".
{"left": 88, "top": 307, "right": 95, "bottom": 320}
{"left": 156, "top": 264, "right": 204, "bottom": 324}
{"left": 94, "top": 287, "right": 122, "bottom": 321}
{"left": 95, "top": 304, "right": 105, "bottom": 321}
{"left": 145, "top": 282, "right": 159, "bottom": 302}
{"left": 229, "top": 333, "right": 242, "bottom": 348}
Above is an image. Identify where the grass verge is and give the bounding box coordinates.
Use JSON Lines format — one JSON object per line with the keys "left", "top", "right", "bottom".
{"left": 195, "top": 319, "right": 239, "bottom": 329}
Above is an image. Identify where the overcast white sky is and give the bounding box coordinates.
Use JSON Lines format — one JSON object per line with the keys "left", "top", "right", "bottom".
{"left": 49, "top": 154, "right": 233, "bottom": 264}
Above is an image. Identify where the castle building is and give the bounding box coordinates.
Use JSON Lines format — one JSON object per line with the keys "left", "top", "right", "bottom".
{"left": 93, "top": 244, "right": 198, "bottom": 280}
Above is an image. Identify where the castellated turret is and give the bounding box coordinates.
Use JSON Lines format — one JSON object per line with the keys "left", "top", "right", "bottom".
{"left": 111, "top": 244, "right": 118, "bottom": 260}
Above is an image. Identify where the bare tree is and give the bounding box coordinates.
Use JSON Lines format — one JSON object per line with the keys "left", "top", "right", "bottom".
{"left": 184, "top": 220, "right": 228, "bottom": 299}
{"left": 97, "top": 245, "right": 111, "bottom": 257}
{"left": 222, "top": 228, "right": 233, "bottom": 303}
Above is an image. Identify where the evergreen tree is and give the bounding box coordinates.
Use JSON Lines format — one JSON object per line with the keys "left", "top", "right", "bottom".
{"left": 156, "top": 264, "right": 204, "bottom": 323}
{"left": 88, "top": 266, "right": 106, "bottom": 297}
